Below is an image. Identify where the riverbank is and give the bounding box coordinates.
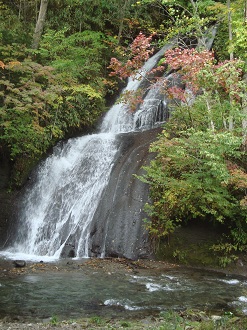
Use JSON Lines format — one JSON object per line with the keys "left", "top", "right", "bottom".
{"left": 1, "top": 255, "right": 247, "bottom": 280}
{"left": 0, "top": 311, "right": 247, "bottom": 330}
{"left": 1, "top": 307, "right": 247, "bottom": 330}
{"left": 0, "top": 258, "right": 179, "bottom": 278}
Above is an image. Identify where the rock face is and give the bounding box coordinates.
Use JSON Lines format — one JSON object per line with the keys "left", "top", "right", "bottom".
{"left": 0, "top": 156, "right": 15, "bottom": 249}
{"left": 60, "top": 243, "right": 76, "bottom": 258}
{"left": 88, "top": 128, "right": 161, "bottom": 260}
{"left": 0, "top": 191, "right": 11, "bottom": 248}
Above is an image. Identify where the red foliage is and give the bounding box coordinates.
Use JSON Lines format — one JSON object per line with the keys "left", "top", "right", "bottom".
{"left": 163, "top": 48, "right": 243, "bottom": 103}
{"left": 109, "top": 34, "right": 244, "bottom": 107}
{"left": 108, "top": 32, "right": 154, "bottom": 79}
{"left": 167, "top": 86, "right": 187, "bottom": 103}
{"left": 121, "top": 89, "right": 144, "bottom": 112}
{"left": 214, "top": 59, "right": 243, "bottom": 101}
{"left": 164, "top": 48, "right": 214, "bottom": 93}
{"left": 164, "top": 48, "right": 214, "bottom": 71}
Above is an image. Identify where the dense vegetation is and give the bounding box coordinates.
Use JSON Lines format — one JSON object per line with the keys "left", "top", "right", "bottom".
{"left": 0, "top": 0, "right": 161, "bottom": 185}
{"left": 0, "top": 0, "right": 246, "bottom": 263}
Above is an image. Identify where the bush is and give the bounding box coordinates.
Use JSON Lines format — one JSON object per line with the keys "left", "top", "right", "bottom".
{"left": 140, "top": 129, "right": 247, "bottom": 253}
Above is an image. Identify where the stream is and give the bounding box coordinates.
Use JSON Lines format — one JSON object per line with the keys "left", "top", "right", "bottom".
{"left": 1, "top": 262, "right": 247, "bottom": 321}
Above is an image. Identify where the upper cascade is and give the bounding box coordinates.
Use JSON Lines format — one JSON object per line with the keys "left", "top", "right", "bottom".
{"left": 101, "top": 43, "right": 173, "bottom": 134}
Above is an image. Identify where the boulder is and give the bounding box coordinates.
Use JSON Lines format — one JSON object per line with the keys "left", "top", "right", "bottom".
{"left": 13, "top": 260, "right": 26, "bottom": 268}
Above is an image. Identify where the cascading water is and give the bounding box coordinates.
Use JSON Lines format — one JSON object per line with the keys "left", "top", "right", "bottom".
{"left": 1, "top": 43, "right": 173, "bottom": 261}
{"left": 9, "top": 134, "right": 119, "bottom": 260}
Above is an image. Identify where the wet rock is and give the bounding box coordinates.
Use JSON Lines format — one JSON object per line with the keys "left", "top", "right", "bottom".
{"left": 13, "top": 260, "right": 26, "bottom": 268}
{"left": 88, "top": 129, "right": 160, "bottom": 260}
{"left": 60, "top": 243, "right": 75, "bottom": 258}
{"left": 211, "top": 315, "right": 222, "bottom": 322}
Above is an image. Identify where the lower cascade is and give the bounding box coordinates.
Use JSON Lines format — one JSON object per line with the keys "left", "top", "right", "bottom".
{"left": 1, "top": 45, "right": 172, "bottom": 261}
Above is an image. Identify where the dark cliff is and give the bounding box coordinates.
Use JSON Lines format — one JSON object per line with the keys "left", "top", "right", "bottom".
{"left": 88, "top": 128, "right": 162, "bottom": 260}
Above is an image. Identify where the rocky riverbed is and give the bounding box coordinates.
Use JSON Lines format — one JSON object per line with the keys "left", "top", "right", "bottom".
{"left": 0, "top": 257, "right": 180, "bottom": 280}
{"left": 1, "top": 256, "right": 247, "bottom": 280}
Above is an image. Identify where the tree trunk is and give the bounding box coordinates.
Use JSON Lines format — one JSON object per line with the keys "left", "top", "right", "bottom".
{"left": 32, "top": 0, "right": 48, "bottom": 50}
{"left": 226, "top": 0, "right": 234, "bottom": 130}
{"left": 242, "top": 73, "right": 247, "bottom": 150}
{"left": 242, "top": 2, "right": 247, "bottom": 149}
{"left": 203, "top": 89, "right": 215, "bottom": 132}
{"left": 117, "top": 0, "right": 130, "bottom": 43}
{"left": 227, "top": 0, "right": 234, "bottom": 60}
{"left": 244, "top": 0, "right": 247, "bottom": 23}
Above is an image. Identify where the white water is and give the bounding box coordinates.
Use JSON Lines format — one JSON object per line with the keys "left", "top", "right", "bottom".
{"left": 101, "top": 44, "right": 171, "bottom": 134}
{"left": 5, "top": 134, "right": 118, "bottom": 261}
{"left": 1, "top": 44, "right": 173, "bottom": 261}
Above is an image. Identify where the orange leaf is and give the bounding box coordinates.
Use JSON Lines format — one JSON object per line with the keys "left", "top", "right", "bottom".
{"left": 8, "top": 61, "right": 21, "bottom": 68}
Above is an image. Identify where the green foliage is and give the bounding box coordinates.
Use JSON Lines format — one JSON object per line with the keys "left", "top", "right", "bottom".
{"left": 50, "top": 315, "right": 59, "bottom": 325}
{"left": 135, "top": 0, "right": 224, "bottom": 49}
{"left": 211, "top": 0, "right": 247, "bottom": 61}
{"left": 46, "top": 0, "right": 118, "bottom": 33}
{"left": 213, "top": 22, "right": 231, "bottom": 61}
{"left": 43, "top": 312, "right": 247, "bottom": 329}
{"left": 158, "top": 310, "right": 185, "bottom": 330}
{"left": 167, "top": 93, "right": 243, "bottom": 133}
{"left": 140, "top": 129, "right": 247, "bottom": 253}
{"left": 0, "top": 1, "right": 33, "bottom": 51}
{"left": 173, "top": 248, "right": 187, "bottom": 262}
{"left": 0, "top": 60, "right": 58, "bottom": 159}
{"left": 90, "top": 316, "right": 103, "bottom": 325}
{"left": 0, "top": 2, "right": 122, "bottom": 186}
{"left": 46, "top": 0, "right": 159, "bottom": 41}
{"left": 230, "top": 0, "right": 247, "bottom": 61}
{"left": 120, "top": 321, "right": 131, "bottom": 327}
{"left": 0, "top": 58, "right": 105, "bottom": 186}
{"left": 37, "top": 29, "right": 116, "bottom": 84}
{"left": 211, "top": 239, "right": 246, "bottom": 267}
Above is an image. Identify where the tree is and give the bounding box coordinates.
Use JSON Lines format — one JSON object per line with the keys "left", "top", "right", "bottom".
{"left": 135, "top": 0, "right": 223, "bottom": 49}
{"left": 140, "top": 130, "right": 246, "bottom": 231}
{"left": 163, "top": 48, "right": 245, "bottom": 133}
{"left": 109, "top": 32, "right": 154, "bottom": 79}
{"left": 139, "top": 128, "right": 247, "bottom": 265}
{"left": 227, "top": 0, "right": 233, "bottom": 60}
{"left": 32, "top": 0, "right": 48, "bottom": 49}
{"left": 117, "top": 0, "right": 130, "bottom": 43}
{"left": 0, "top": 57, "right": 105, "bottom": 185}
{"left": 243, "top": 72, "right": 247, "bottom": 150}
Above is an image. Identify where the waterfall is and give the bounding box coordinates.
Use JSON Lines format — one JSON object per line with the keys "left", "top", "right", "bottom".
{"left": 1, "top": 44, "right": 173, "bottom": 261}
